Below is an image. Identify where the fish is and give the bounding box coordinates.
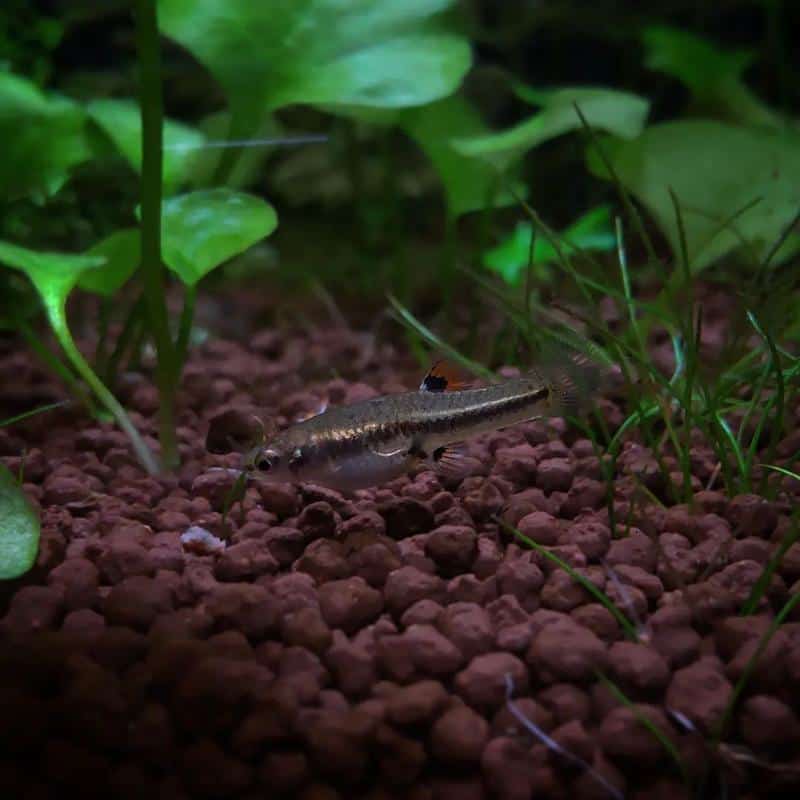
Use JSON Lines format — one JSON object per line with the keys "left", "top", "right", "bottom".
{"left": 245, "top": 347, "right": 605, "bottom": 493}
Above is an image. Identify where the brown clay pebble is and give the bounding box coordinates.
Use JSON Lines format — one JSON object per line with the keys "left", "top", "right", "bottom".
{"left": 481, "top": 737, "right": 535, "bottom": 800}
{"left": 47, "top": 558, "right": 99, "bottom": 610}
{"left": 430, "top": 705, "right": 490, "bottom": 764}
{"left": 317, "top": 576, "right": 383, "bottom": 633}
{"left": 739, "top": 695, "right": 800, "bottom": 750}
{"left": 386, "top": 679, "right": 448, "bottom": 725}
{"left": 436, "top": 603, "right": 494, "bottom": 660}
{"left": 599, "top": 704, "right": 677, "bottom": 764}
{"left": 326, "top": 633, "right": 376, "bottom": 697}
{"left": 607, "top": 641, "right": 670, "bottom": 692}
{"left": 384, "top": 567, "right": 444, "bottom": 616}
{"left": 454, "top": 652, "right": 528, "bottom": 710}
{"left": 665, "top": 658, "right": 733, "bottom": 732}
{"left": 527, "top": 617, "right": 607, "bottom": 682}
{"left": 281, "top": 606, "right": 332, "bottom": 654}
{"left": 1, "top": 585, "right": 65, "bottom": 634}
{"left": 104, "top": 575, "right": 174, "bottom": 631}
{"left": 425, "top": 525, "right": 477, "bottom": 575}
{"left": 516, "top": 511, "right": 560, "bottom": 546}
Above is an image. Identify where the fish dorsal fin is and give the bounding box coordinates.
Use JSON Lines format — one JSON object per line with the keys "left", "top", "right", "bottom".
{"left": 420, "top": 360, "right": 474, "bottom": 392}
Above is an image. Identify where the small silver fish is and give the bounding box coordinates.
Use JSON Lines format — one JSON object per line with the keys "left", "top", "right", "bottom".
{"left": 247, "top": 349, "right": 604, "bottom": 492}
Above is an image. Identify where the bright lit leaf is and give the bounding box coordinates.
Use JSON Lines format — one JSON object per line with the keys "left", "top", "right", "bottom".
{"left": 453, "top": 87, "right": 649, "bottom": 170}
{"left": 160, "top": 189, "right": 278, "bottom": 286}
{"left": 484, "top": 205, "right": 616, "bottom": 284}
{"left": 0, "top": 240, "right": 106, "bottom": 323}
{"left": 587, "top": 121, "right": 800, "bottom": 270}
{"left": 0, "top": 464, "right": 40, "bottom": 579}
{"left": 0, "top": 71, "right": 90, "bottom": 200}
{"left": 87, "top": 98, "right": 206, "bottom": 194}
{"left": 157, "top": 0, "right": 471, "bottom": 128}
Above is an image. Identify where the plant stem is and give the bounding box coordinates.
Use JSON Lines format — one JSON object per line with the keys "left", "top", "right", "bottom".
{"left": 175, "top": 283, "right": 196, "bottom": 370}
{"left": 50, "top": 304, "right": 159, "bottom": 475}
{"left": 104, "top": 294, "right": 145, "bottom": 386}
{"left": 17, "top": 318, "right": 94, "bottom": 413}
{"left": 135, "top": 0, "right": 179, "bottom": 469}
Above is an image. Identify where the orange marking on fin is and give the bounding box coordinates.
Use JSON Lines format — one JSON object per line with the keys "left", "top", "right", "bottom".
{"left": 420, "top": 359, "right": 474, "bottom": 392}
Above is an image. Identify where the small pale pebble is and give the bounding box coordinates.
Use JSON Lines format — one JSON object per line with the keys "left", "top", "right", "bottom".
{"left": 181, "top": 526, "right": 226, "bottom": 555}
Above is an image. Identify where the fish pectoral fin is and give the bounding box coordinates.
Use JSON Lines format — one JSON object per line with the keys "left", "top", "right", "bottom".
{"left": 431, "top": 444, "right": 482, "bottom": 481}
{"left": 419, "top": 359, "right": 475, "bottom": 392}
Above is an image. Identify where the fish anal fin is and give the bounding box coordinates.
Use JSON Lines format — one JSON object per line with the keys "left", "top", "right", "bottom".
{"left": 420, "top": 359, "right": 475, "bottom": 392}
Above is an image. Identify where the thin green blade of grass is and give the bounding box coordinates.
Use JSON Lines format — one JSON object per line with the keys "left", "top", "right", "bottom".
{"left": 615, "top": 215, "right": 647, "bottom": 360}
{"left": 0, "top": 400, "right": 71, "bottom": 429}
{"left": 713, "top": 412, "right": 748, "bottom": 494}
{"left": 573, "top": 101, "right": 659, "bottom": 266}
{"left": 747, "top": 311, "right": 786, "bottom": 497}
{"left": 387, "top": 295, "right": 496, "bottom": 382}
{"left": 714, "top": 590, "right": 800, "bottom": 749}
{"left": 595, "top": 670, "right": 690, "bottom": 786}
{"left": 497, "top": 517, "right": 639, "bottom": 641}
{"left": 760, "top": 464, "right": 800, "bottom": 483}
{"left": 740, "top": 510, "right": 799, "bottom": 616}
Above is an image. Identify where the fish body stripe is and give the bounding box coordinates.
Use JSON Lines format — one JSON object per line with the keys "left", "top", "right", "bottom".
{"left": 296, "top": 381, "right": 550, "bottom": 459}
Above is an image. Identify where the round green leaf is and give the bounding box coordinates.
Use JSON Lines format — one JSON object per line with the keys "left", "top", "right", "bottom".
{"left": 161, "top": 189, "right": 278, "bottom": 286}
{"left": 587, "top": 121, "right": 800, "bottom": 271}
{"left": 79, "top": 229, "right": 141, "bottom": 296}
{"left": 87, "top": 98, "right": 206, "bottom": 194}
{"left": 0, "top": 71, "right": 90, "bottom": 200}
{"left": 158, "top": 0, "right": 472, "bottom": 118}
{"left": 0, "top": 464, "right": 40, "bottom": 579}
{"left": 453, "top": 87, "right": 650, "bottom": 171}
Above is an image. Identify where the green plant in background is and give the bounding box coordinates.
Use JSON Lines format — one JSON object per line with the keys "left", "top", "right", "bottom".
{"left": 483, "top": 204, "right": 617, "bottom": 286}
{"left": 587, "top": 120, "right": 800, "bottom": 272}
{"left": 453, "top": 85, "right": 650, "bottom": 171}
{"left": 157, "top": 0, "right": 473, "bottom": 183}
{"left": 641, "top": 25, "right": 793, "bottom": 130}
{"left": 0, "top": 3, "right": 279, "bottom": 474}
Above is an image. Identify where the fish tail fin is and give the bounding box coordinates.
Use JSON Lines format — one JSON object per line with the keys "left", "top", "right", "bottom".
{"left": 529, "top": 343, "right": 609, "bottom": 418}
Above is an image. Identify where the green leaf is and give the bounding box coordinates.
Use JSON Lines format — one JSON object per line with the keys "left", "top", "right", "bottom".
{"left": 0, "top": 240, "right": 106, "bottom": 320}
{"left": 642, "top": 26, "right": 785, "bottom": 129}
{"left": 484, "top": 205, "right": 616, "bottom": 284}
{"left": 453, "top": 87, "right": 649, "bottom": 170}
{"left": 157, "top": 0, "right": 471, "bottom": 122}
{"left": 160, "top": 189, "right": 278, "bottom": 286}
{"left": 0, "top": 463, "right": 40, "bottom": 580}
{"left": 79, "top": 229, "right": 141, "bottom": 296}
{"left": 87, "top": 98, "right": 206, "bottom": 194}
{"left": 0, "top": 70, "right": 91, "bottom": 200}
{"left": 400, "top": 94, "right": 523, "bottom": 219}
{"left": 587, "top": 121, "right": 800, "bottom": 271}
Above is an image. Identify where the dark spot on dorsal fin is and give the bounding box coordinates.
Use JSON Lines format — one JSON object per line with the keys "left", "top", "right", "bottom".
{"left": 420, "top": 359, "right": 474, "bottom": 392}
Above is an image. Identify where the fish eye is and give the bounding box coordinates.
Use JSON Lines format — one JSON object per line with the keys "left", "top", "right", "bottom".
{"left": 256, "top": 457, "right": 272, "bottom": 472}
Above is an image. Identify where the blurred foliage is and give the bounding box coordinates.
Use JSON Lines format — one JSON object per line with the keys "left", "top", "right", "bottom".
{"left": 483, "top": 205, "right": 617, "bottom": 285}
{"left": 588, "top": 120, "right": 800, "bottom": 270}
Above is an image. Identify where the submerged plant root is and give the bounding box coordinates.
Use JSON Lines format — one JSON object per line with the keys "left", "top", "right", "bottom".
{"left": 0, "top": 313, "right": 799, "bottom": 800}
